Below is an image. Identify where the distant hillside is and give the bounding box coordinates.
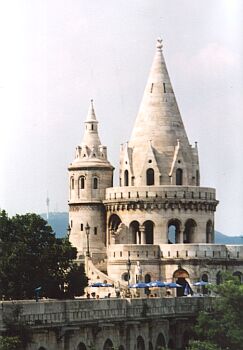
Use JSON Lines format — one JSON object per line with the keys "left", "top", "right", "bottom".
{"left": 41, "top": 212, "right": 68, "bottom": 238}
{"left": 41, "top": 212, "right": 243, "bottom": 244}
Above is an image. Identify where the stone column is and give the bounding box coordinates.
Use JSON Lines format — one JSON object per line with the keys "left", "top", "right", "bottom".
{"left": 136, "top": 231, "right": 141, "bottom": 244}
{"left": 140, "top": 225, "right": 146, "bottom": 244}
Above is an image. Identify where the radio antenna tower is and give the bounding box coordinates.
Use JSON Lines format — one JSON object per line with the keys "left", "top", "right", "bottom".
{"left": 46, "top": 194, "right": 50, "bottom": 221}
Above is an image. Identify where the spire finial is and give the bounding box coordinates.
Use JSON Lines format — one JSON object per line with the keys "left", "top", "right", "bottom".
{"left": 156, "top": 37, "right": 163, "bottom": 50}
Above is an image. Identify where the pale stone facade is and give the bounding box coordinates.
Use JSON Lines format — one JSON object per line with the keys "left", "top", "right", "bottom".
{"left": 68, "top": 39, "right": 243, "bottom": 291}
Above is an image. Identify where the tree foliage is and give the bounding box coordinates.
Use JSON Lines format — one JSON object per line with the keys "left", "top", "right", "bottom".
{"left": 0, "top": 210, "right": 88, "bottom": 299}
{"left": 188, "top": 273, "right": 243, "bottom": 350}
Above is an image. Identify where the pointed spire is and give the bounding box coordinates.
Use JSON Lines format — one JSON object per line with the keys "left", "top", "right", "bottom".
{"left": 86, "top": 99, "right": 97, "bottom": 122}
{"left": 81, "top": 99, "right": 101, "bottom": 148}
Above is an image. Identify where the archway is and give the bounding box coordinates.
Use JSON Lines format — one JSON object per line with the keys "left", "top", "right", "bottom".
{"left": 233, "top": 271, "right": 242, "bottom": 283}
{"left": 145, "top": 274, "right": 151, "bottom": 283}
{"left": 146, "top": 168, "right": 154, "bottom": 185}
{"left": 149, "top": 341, "right": 153, "bottom": 350}
{"left": 173, "top": 268, "right": 190, "bottom": 297}
{"left": 77, "top": 343, "right": 87, "bottom": 350}
{"left": 129, "top": 221, "right": 140, "bottom": 244}
{"left": 184, "top": 219, "right": 197, "bottom": 243}
{"left": 206, "top": 220, "right": 213, "bottom": 243}
{"left": 137, "top": 336, "right": 145, "bottom": 350}
{"left": 182, "top": 331, "right": 190, "bottom": 350}
{"left": 216, "top": 271, "right": 222, "bottom": 285}
{"left": 109, "top": 214, "right": 122, "bottom": 231}
{"left": 144, "top": 220, "right": 154, "bottom": 244}
{"left": 103, "top": 339, "right": 114, "bottom": 350}
{"left": 167, "top": 219, "right": 182, "bottom": 243}
{"left": 155, "top": 333, "right": 166, "bottom": 349}
{"left": 202, "top": 273, "right": 209, "bottom": 294}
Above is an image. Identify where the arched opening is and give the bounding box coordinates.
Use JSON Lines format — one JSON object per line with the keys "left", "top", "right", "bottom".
{"left": 182, "top": 331, "right": 190, "bottom": 350}
{"left": 167, "top": 219, "right": 181, "bottom": 244}
{"left": 176, "top": 168, "right": 183, "bottom": 185}
{"left": 168, "top": 339, "right": 175, "bottom": 349}
{"left": 118, "top": 346, "right": 125, "bottom": 350}
{"left": 79, "top": 176, "right": 85, "bottom": 189}
{"left": 93, "top": 177, "right": 98, "bottom": 189}
{"left": 173, "top": 269, "right": 190, "bottom": 297}
{"left": 109, "top": 214, "right": 122, "bottom": 231}
{"left": 129, "top": 221, "right": 140, "bottom": 244}
{"left": 184, "top": 219, "right": 197, "bottom": 243}
{"left": 144, "top": 220, "right": 154, "bottom": 244}
{"left": 137, "top": 336, "right": 145, "bottom": 350}
{"left": 216, "top": 271, "right": 222, "bottom": 285}
{"left": 77, "top": 343, "right": 87, "bottom": 350}
{"left": 38, "top": 348, "right": 47, "bottom": 350}
{"left": 146, "top": 168, "right": 154, "bottom": 185}
{"left": 124, "top": 170, "right": 129, "bottom": 186}
{"left": 206, "top": 220, "right": 213, "bottom": 243}
{"left": 196, "top": 169, "right": 200, "bottom": 186}
{"left": 149, "top": 342, "right": 153, "bottom": 350}
{"left": 71, "top": 177, "right": 74, "bottom": 190}
{"left": 103, "top": 339, "right": 114, "bottom": 350}
{"left": 155, "top": 333, "right": 166, "bottom": 350}
{"left": 202, "top": 273, "right": 209, "bottom": 294}
{"left": 233, "top": 271, "right": 242, "bottom": 283}
{"left": 145, "top": 274, "right": 151, "bottom": 283}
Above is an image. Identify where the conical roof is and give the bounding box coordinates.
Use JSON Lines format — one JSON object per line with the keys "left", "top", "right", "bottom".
{"left": 128, "top": 38, "right": 191, "bottom": 181}
{"left": 81, "top": 99, "right": 101, "bottom": 148}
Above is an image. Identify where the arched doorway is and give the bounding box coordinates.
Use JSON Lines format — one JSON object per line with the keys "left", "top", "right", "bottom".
{"left": 206, "top": 220, "right": 213, "bottom": 243}
{"left": 184, "top": 219, "right": 197, "bottom": 243}
{"left": 173, "top": 268, "right": 190, "bottom": 297}
{"left": 77, "top": 343, "right": 87, "bottom": 350}
{"left": 167, "top": 219, "right": 181, "bottom": 243}
{"left": 103, "top": 339, "right": 114, "bottom": 350}
{"left": 129, "top": 221, "right": 140, "bottom": 244}
{"left": 144, "top": 220, "right": 154, "bottom": 244}
{"left": 202, "top": 273, "right": 209, "bottom": 294}
{"left": 155, "top": 333, "right": 166, "bottom": 349}
{"left": 137, "top": 336, "right": 145, "bottom": 350}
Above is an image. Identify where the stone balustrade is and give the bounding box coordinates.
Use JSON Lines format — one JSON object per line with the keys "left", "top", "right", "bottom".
{"left": 107, "top": 244, "right": 243, "bottom": 261}
{"left": 105, "top": 186, "right": 216, "bottom": 202}
{"left": 0, "top": 297, "right": 212, "bottom": 331}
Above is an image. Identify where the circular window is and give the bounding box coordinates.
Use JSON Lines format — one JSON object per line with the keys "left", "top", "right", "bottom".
{"left": 178, "top": 160, "right": 181, "bottom": 163}
{"left": 148, "top": 159, "right": 152, "bottom": 163}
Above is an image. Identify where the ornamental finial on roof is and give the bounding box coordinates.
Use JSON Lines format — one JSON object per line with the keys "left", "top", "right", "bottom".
{"left": 156, "top": 37, "right": 163, "bottom": 50}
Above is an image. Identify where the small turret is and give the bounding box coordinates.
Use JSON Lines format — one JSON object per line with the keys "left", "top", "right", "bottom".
{"left": 68, "top": 100, "right": 114, "bottom": 258}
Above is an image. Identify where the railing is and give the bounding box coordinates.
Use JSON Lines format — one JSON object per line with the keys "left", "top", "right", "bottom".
{"left": 105, "top": 186, "right": 216, "bottom": 201}
{"left": 0, "top": 297, "right": 213, "bottom": 330}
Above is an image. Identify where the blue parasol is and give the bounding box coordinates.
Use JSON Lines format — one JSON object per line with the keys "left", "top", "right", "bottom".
{"left": 129, "top": 282, "right": 149, "bottom": 288}
{"left": 147, "top": 280, "right": 167, "bottom": 288}
{"left": 167, "top": 282, "right": 183, "bottom": 288}
{"left": 193, "top": 281, "right": 209, "bottom": 286}
{"left": 90, "top": 282, "right": 113, "bottom": 287}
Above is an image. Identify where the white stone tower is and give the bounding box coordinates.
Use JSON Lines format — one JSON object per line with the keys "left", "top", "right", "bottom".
{"left": 68, "top": 100, "right": 114, "bottom": 259}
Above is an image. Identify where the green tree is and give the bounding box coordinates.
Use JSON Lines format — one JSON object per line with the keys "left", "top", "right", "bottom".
{"left": 0, "top": 211, "right": 88, "bottom": 299}
{"left": 188, "top": 273, "right": 243, "bottom": 350}
{"left": 0, "top": 336, "right": 22, "bottom": 350}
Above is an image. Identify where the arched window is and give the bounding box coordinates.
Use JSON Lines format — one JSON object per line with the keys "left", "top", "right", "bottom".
{"left": 124, "top": 170, "right": 129, "bottom": 186}
{"left": 137, "top": 336, "right": 145, "bottom": 350}
{"left": 167, "top": 219, "right": 181, "bottom": 244}
{"left": 206, "top": 220, "right": 213, "bottom": 243}
{"left": 144, "top": 220, "right": 154, "bottom": 244}
{"left": 79, "top": 176, "right": 85, "bottom": 189}
{"left": 155, "top": 333, "right": 166, "bottom": 350}
{"left": 216, "top": 271, "right": 222, "bottom": 285}
{"left": 146, "top": 168, "right": 154, "bottom": 185}
{"left": 93, "top": 177, "right": 98, "bottom": 189}
{"left": 103, "top": 339, "right": 114, "bottom": 350}
{"left": 71, "top": 177, "right": 74, "bottom": 189}
{"left": 129, "top": 221, "right": 139, "bottom": 244}
{"left": 78, "top": 343, "right": 87, "bottom": 350}
{"left": 184, "top": 219, "right": 197, "bottom": 243}
{"left": 202, "top": 273, "right": 209, "bottom": 294}
{"left": 196, "top": 169, "right": 200, "bottom": 186}
{"left": 145, "top": 274, "right": 151, "bottom": 283}
{"left": 176, "top": 168, "right": 183, "bottom": 185}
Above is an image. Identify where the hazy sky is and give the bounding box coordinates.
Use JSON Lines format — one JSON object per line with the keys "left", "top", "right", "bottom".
{"left": 0, "top": 0, "right": 243, "bottom": 236}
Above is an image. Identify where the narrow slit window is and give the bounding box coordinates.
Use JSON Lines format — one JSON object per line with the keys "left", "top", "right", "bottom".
{"left": 163, "top": 82, "right": 166, "bottom": 93}
{"left": 150, "top": 83, "right": 154, "bottom": 93}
